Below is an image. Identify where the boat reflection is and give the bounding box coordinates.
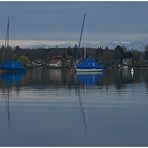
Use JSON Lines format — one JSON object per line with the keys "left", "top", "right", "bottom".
{"left": 1, "top": 72, "right": 25, "bottom": 86}
{"left": 2, "top": 88, "right": 11, "bottom": 128}
{"left": 75, "top": 72, "right": 103, "bottom": 134}
{"left": 75, "top": 72, "right": 103, "bottom": 85}
{"left": 0, "top": 72, "right": 26, "bottom": 129}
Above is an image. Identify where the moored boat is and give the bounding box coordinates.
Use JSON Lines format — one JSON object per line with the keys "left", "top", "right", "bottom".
{"left": 75, "top": 11, "right": 103, "bottom": 72}
{"left": 0, "top": 60, "right": 26, "bottom": 73}
{"left": 75, "top": 58, "right": 103, "bottom": 72}
{"left": 0, "top": 17, "right": 25, "bottom": 73}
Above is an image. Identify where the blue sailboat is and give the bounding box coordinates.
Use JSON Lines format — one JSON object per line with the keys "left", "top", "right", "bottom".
{"left": 0, "top": 18, "right": 25, "bottom": 73}
{"left": 1, "top": 60, "right": 26, "bottom": 73}
{"left": 76, "top": 58, "right": 103, "bottom": 72}
{"left": 75, "top": 12, "right": 103, "bottom": 72}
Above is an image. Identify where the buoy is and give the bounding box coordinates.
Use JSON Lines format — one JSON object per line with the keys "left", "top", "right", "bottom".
{"left": 131, "top": 68, "right": 134, "bottom": 77}
{"left": 131, "top": 68, "right": 134, "bottom": 72}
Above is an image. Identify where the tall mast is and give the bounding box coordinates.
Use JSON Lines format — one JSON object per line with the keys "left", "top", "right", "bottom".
{"left": 84, "top": 11, "right": 87, "bottom": 59}
{"left": 5, "top": 17, "right": 10, "bottom": 48}
{"left": 76, "top": 11, "right": 87, "bottom": 59}
{"left": 2, "top": 17, "right": 10, "bottom": 65}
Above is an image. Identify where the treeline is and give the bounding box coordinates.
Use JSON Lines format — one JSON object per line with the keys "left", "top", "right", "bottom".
{"left": 0, "top": 44, "right": 148, "bottom": 68}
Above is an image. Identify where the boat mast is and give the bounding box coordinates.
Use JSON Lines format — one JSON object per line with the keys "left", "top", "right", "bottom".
{"left": 5, "top": 17, "right": 10, "bottom": 48}
{"left": 76, "top": 11, "right": 87, "bottom": 59}
{"left": 2, "top": 17, "right": 10, "bottom": 65}
{"left": 84, "top": 11, "right": 87, "bottom": 59}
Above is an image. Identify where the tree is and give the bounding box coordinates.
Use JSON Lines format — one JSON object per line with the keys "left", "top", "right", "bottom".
{"left": 66, "top": 46, "right": 73, "bottom": 57}
{"left": 105, "top": 46, "right": 109, "bottom": 50}
{"left": 114, "top": 45, "right": 125, "bottom": 64}
{"left": 73, "top": 44, "right": 78, "bottom": 58}
{"left": 123, "top": 52, "right": 134, "bottom": 59}
{"left": 144, "top": 45, "right": 148, "bottom": 60}
{"left": 102, "top": 50, "right": 114, "bottom": 66}
{"left": 17, "top": 55, "right": 30, "bottom": 65}
{"left": 14, "top": 46, "right": 20, "bottom": 51}
{"left": 131, "top": 50, "right": 141, "bottom": 61}
{"left": 131, "top": 50, "right": 141, "bottom": 66}
{"left": 63, "top": 52, "right": 67, "bottom": 59}
{"left": 95, "top": 46, "right": 103, "bottom": 62}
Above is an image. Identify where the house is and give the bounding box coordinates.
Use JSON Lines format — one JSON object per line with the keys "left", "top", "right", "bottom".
{"left": 32, "top": 59, "right": 45, "bottom": 67}
{"left": 48, "top": 58, "right": 62, "bottom": 67}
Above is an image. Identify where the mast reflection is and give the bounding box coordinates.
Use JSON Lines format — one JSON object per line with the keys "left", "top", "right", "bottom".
{"left": 0, "top": 72, "right": 26, "bottom": 128}
{"left": 75, "top": 72, "right": 103, "bottom": 134}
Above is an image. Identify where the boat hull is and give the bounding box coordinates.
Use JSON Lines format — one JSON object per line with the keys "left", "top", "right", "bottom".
{"left": 75, "top": 58, "right": 103, "bottom": 72}
{"left": 0, "top": 68, "right": 25, "bottom": 73}
{"left": 0, "top": 60, "right": 26, "bottom": 73}
{"left": 76, "top": 68, "right": 103, "bottom": 72}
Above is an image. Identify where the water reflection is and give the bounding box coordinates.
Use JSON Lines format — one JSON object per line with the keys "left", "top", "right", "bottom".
{"left": 0, "top": 68, "right": 148, "bottom": 90}
{"left": 0, "top": 69, "right": 148, "bottom": 146}
{"left": 2, "top": 88, "right": 11, "bottom": 128}
{"left": 75, "top": 72, "right": 103, "bottom": 85}
{"left": 0, "top": 72, "right": 26, "bottom": 129}
{"left": 1, "top": 72, "right": 25, "bottom": 86}
{"left": 75, "top": 72, "right": 103, "bottom": 134}
{"left": 0, "top": 69, "right": 148, "bottom": 90}
{"left": 0, "top": 69, "right": 144, "bottom": 132}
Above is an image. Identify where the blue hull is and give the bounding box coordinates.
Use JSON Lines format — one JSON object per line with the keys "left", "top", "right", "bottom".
{"left": 75, "top": 58, "right": 103, "bottom": 72}
{"left": 0, "top": 60, "right": 26, "bottom": 73}
{"left": 0, "top": 67, "right": 26, "bottom": 73}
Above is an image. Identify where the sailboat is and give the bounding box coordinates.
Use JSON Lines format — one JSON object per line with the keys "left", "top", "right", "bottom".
{"left": 75, "top": 12, "right": 103, "bottom": 72}
{"left": 0, "top": 18, "right": 25, "bottom": 73}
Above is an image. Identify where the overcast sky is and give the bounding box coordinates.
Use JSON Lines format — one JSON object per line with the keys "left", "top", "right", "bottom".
{"left": 0, "top": 1, "right": 148, "bottom": 42}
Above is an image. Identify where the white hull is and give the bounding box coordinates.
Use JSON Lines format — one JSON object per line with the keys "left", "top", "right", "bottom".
{"left": 76, "top": 68, "right": 103, "bottom": 72}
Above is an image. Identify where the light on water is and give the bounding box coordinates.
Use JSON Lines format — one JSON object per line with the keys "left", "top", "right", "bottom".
{"left": 0, "top": 69, "right": 148, "bottom": 146}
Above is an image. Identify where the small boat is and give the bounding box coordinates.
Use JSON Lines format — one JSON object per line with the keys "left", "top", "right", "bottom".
{"left": 75, "top": 11, "right": 103, "bottom": 72}
{"left": 0, "top": 17, "right": 25, "bottom": 73}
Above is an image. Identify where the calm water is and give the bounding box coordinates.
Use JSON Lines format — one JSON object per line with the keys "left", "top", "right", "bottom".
{"left": 0, "top": 68, "right": 148, "bottom": 146}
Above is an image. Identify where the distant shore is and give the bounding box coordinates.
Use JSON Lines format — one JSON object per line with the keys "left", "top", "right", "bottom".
{"left": 1, "top": 44, "right": 148, "bottom": 69}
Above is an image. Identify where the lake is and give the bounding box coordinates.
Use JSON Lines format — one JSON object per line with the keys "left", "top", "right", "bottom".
{"left": 0, "top": 68, "right": 148, "bottom": 146}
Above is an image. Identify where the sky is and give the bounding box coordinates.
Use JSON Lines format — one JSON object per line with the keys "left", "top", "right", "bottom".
{"left": 0, "top": 1, "right": 148, "bottom": 43}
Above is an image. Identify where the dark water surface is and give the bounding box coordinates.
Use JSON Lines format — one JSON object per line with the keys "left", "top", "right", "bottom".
{"left": 0, "top": 68, "right": 148, "bottom": 146}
